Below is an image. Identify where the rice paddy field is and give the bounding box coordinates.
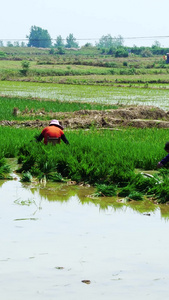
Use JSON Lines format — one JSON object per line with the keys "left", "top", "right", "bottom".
{"left": 1, "top": 80, "right": 169, "bottom": 110}
{"left": 1, "top": 48, "right": 169, "bottom": 197}
{"left": 1, "top": 47, "right": 169, "bottom": 299}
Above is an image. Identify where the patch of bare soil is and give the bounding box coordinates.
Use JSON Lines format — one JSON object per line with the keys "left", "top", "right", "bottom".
{"left": 2, "top": 105, "right": 169, "bottom": 129}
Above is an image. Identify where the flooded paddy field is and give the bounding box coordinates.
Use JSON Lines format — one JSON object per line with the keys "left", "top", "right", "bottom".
{"left": 1, "top": 81, "right": 169, "bottom": 110}
{"left": 1, "top": 175, "right": 169, "bottom": 300}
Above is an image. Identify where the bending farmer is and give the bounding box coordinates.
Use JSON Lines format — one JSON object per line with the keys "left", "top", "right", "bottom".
{"left": 157, "top": 142, "right": 169, "bottom": 168}
{"left": 36, "top": 119, "right": 69, "bottom": 145}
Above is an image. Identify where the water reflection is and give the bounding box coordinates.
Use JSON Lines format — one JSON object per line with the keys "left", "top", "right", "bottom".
{"left": 1, "top": 178, "right": 169, "bottom": 300}
{"left": 1, "top": 177, "right": 169, "bottom": 219}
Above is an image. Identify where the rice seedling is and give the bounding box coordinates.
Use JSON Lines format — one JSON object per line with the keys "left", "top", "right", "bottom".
{"left": 0, "top": 158, "right": 11, "bottom": 179}
{"left": 1, "top": 81, "right": 169, "bottom": 110}
{"left": 20, "top": 171, "right": 32, "bottom": 182}
{"left": 1, "top": 126, "right": 169, "bottom": 202}
{"left": 127, "top": 191, "right": 144, "bottom": 201}
{"left": 47, "top": 172, "right": 63, "bottom": 182}
{"left": 118, "top": 185, "right": 134, "bottom": 197}
{"left": 93, "top": 184, "right": 117, "bottom": 197}
{"left": 0, "top": 95, "right": 118, "bottom": 121}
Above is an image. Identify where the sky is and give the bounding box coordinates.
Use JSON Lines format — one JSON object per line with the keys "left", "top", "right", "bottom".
{"left": 1, "top": 0, "right": 169, "bottom": 47}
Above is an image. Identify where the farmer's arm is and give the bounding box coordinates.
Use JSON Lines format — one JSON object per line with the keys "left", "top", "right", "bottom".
{"left": 61, "top": 134, "right": 69, "bottom": 145}
{"left": 36, "top": 133, "right": 44, "bottom": 142}
{"left": 157, "top": 154, "right": 169, "bottom": 168}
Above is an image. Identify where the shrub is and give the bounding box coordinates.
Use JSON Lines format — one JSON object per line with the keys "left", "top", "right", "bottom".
{"left": 0, "top": 51, "right": 7, "bottom": 58}
{"left": 19, "top": 60, "right": 30, "bottom": 76}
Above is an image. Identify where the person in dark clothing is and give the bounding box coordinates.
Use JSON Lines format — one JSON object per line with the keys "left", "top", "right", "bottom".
{"left": 36, "top": 119, "right": 69, "bottom": 145}
{"left": 157, "top": 142, "right": 169, "bottom": 168}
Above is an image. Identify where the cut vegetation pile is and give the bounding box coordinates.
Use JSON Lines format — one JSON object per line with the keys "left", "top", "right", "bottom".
{"left": 1, "top": 105, "right": 169, "bottom": 129}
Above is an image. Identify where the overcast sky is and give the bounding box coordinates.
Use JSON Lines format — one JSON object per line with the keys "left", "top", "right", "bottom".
{"left": 1, "top": 0, "right": 169, "bottom": 47}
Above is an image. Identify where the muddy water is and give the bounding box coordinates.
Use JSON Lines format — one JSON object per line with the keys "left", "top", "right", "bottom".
{"left": 1, "top": 81, "right": 169, "bottom": 110}
{"left": 1, "top": 177, "right": 169, "bottom": 300}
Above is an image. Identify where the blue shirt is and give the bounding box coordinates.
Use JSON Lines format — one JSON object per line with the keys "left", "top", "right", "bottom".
{"left": 161, "top": 154, "right": 169, "bottom": 165}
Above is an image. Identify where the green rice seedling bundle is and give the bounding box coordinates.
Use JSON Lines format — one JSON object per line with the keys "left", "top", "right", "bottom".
{"left": 127, "top": 191, "right": 144, "bottom": 201}
{"left": 0, "top": 158, "right": 11, "bottom": 179}
{"left": 94, "top": 184, "right": 117, "bottom": 197}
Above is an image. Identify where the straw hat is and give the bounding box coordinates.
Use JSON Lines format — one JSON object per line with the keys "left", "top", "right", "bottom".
{"left": 49, "top": 119, "right": 64, "bottom": 130}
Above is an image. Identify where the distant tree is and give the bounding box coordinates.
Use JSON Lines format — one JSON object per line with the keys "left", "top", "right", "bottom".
{"left": 107, "top": 46, "right": 116, "bottom": 55}
{"left": 65, "top": 33, "right": 79, "bottom": 48}
{"left": 113, "top": 35, "right": 124, "bottom": 47}
{"left": 115, "top": 47, "right": 128, "bottom": 57}
{"left": 83, "top": 42, "right": 93, "bottom": 47}
{"left": 21, "top": 41, "right": 26, "bottom": 47}
{"left": 96, "top": 34, "right": 124, "bottom": 48}
{"left": 54, "top": 35, "right": 65, "bottom": 48}
{"left": 152, "top": 40, "right": 161, "bottom": 48}
{"left": 141, "top": 49, "right": 152, "bottom": 57}
{"left": 0, "top": 40, "right": 4, "bottom": 47}
{"left": 49, "top": 48, "right": 55, "bottom": 54}
{"left": 96, "top": 34, "right": 113, "bottom": 48}
{"left": 14, "top": 41, "right": 20, "bottom": 47}
{"left": 57, "top": 47, "right": 65, "bottom": 54}
{"left": 7, "top": 41, "right": 13, "bottom": 47}
{"left": 27, "top": 26, "right": 52, "bottom": 48}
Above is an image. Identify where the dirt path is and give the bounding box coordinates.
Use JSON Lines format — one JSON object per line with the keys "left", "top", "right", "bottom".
{"left": 1, "top": 105, "right": 169, "bottom": 129}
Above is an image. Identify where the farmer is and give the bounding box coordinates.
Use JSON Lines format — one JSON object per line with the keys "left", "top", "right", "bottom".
{"left": 157, "top": 142, "right": 169, "bottom": 168}
{"left": 36, "top": 119, "right": 69, "bottom": 145}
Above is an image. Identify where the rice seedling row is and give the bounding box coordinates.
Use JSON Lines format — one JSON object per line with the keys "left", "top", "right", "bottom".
{"left": 1, "top": 127, "right": 169, "bottom": 203}
{"left": 1, "top": 81, "right": 169, "bottom": 110}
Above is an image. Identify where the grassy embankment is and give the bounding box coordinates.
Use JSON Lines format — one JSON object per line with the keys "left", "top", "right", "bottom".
{"left": 1, "top": 47, "right": 169, "bottom": 87}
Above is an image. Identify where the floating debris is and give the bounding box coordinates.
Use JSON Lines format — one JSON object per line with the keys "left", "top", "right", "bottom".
{"left": 81, "top": 280, "right": 91, "bottom": 284}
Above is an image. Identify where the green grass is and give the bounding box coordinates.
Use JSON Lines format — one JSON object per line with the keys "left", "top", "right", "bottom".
{"left": 0, "top": 52, "right": 169, "bottom": 82}
{"left": 1, "top": 126, "right": 169, "bottom": 202}
{"left": 1, "top": 48, "right": 169, "bottom": 202}
{"left": 0, "top": 95, "right": 118, "bottom": 121}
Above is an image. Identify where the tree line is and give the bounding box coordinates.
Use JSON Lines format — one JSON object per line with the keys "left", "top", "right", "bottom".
{"left": 0, "top": 26, "right": 169, "bottom": 58}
